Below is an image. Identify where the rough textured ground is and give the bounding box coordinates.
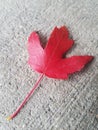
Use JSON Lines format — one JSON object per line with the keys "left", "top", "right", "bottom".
{"left": 0, "top": 0, "right": 98, "bottom": 130}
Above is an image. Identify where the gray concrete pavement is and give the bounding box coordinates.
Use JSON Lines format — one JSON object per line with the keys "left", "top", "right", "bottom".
{"left": 0, "top": 0, "right": 98, "bottom": 129}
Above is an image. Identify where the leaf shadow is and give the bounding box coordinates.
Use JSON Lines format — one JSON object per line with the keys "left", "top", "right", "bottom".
{"left": 36, "top": 31, "right": 47, "bottom": 48}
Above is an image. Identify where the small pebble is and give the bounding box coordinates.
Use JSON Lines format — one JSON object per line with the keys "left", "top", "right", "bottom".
{"left": 96, "top": 115, "right": 98, "bottom": 119}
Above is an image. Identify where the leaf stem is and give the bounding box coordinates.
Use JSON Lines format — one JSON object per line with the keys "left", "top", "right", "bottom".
{"left": 7, "top": 73, "right": 44, "bottom": 120}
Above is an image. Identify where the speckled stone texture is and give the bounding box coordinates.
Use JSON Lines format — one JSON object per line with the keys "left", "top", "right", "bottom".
{"left": 0, "top": 0, "right": 98, "bottom": 130}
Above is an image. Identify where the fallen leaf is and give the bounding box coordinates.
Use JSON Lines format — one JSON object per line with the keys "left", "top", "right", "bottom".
{"left": 7, "top": 26, "right": 94, "bottom": 120}
{"left": 28, "top": 26, "right": 93, "bottom": 79}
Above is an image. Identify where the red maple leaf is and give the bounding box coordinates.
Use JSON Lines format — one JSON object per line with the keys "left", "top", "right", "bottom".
{"left": 7, "top": 26, "right": 93, "bottom": 120}
{"left": 28, "top": 26, "right": 93, "bottom": 79}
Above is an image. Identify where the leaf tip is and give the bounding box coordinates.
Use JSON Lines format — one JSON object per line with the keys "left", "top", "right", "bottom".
{"left": 88, "top": 55, "right": 94, "bottom": 61}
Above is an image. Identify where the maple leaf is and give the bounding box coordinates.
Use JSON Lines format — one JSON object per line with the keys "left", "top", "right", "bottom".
{"left": 28, "top": 26, "right": 93, "bottom": 79}
{"left": 7, "top": 26, "right": 93, "bottom": 120}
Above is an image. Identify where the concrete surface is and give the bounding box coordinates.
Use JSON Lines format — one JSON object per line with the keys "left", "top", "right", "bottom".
{"left": 0, "top": 0, "right": 98, "bottom": 130}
